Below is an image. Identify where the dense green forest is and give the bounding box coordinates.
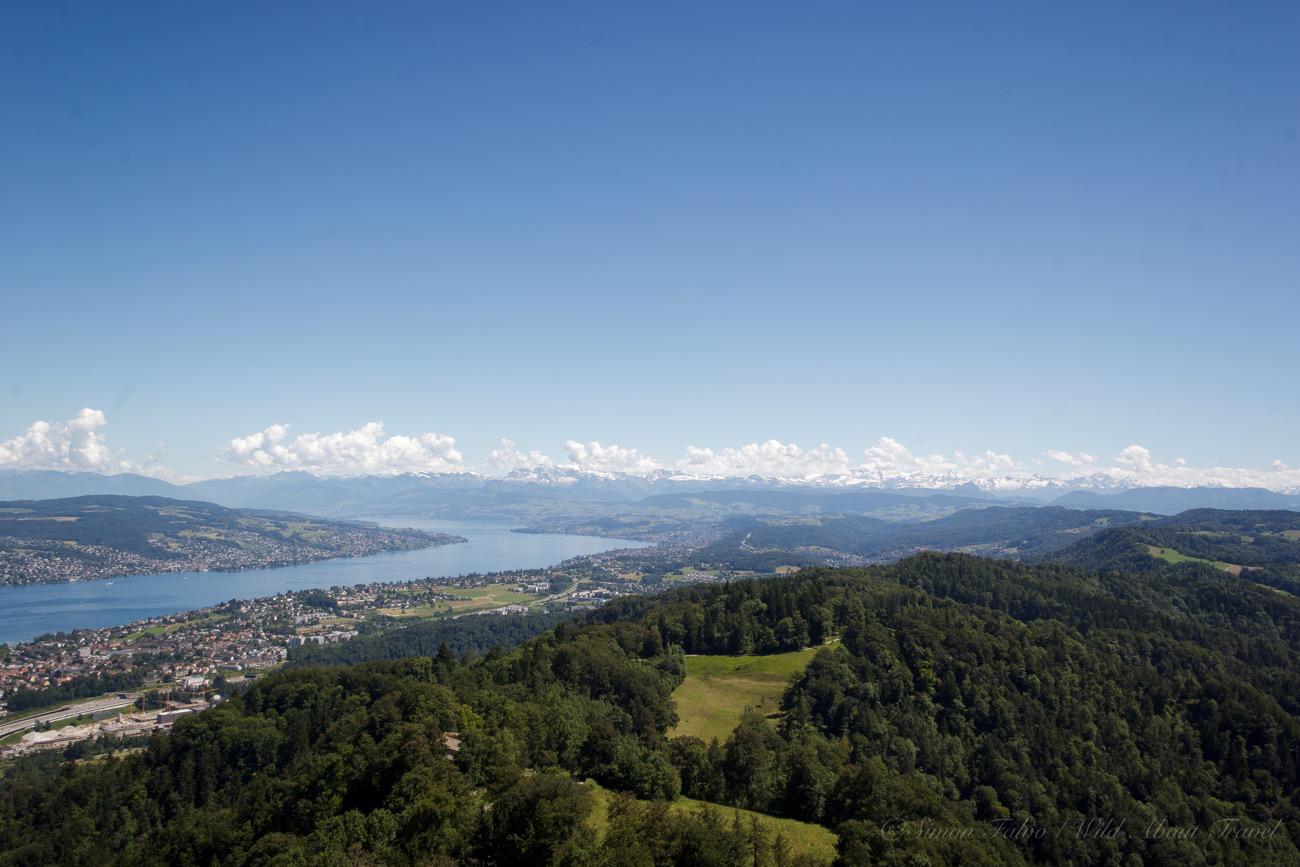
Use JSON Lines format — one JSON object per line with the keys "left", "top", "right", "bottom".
{"left": 3, "top": 553, "right": 1300, "bottom": 864}
{"left": 286, "top": 612, "right": 571, "bottom": 668}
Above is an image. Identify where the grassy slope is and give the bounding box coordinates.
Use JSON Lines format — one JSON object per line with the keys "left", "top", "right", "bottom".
{"left": 1146, "top": 544, "right": 1244, "bottom": 575}
{"left": 584, "top": 780, "right": 837, "bottom": 865}
{"left": 668, "top": 644, "right": 826, "bottom": 743}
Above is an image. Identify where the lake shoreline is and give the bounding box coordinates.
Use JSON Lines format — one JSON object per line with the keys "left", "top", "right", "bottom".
{"left": 0, "top": 519, "right": 651, "bottom": 645}
{"left": 1, "top": 532, "right": 469, "bottom": 590}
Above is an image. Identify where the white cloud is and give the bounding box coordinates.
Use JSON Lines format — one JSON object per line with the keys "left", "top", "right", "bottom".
{"left": 564, "top": 441, "right": 662, "bottom": 475}
{"left": 954, "top": 449, "right": 1018, "bottom": 472}
{"left": 680, "top": 440, "right": 853, "bottom": 478}
{"left": 488, "top": 438, "right": 554, "bottom": 472}
{"left": 222, "top": 422, "right": 463, "bottom": 475}
{"left": 1046, "top": 450, "right": 1098, "bottom": 468}
{"left": 10, "top": 411, "right": 1300, "bottom": 494}
{"left": 0, "top": 408, "right": 131, "bottom": 473}
{"left": 1114, "top": 444, "right": 1155, "bottom": 474}
{"left": 1092, "top": 444, "right": 1300, "bottom": 490}
{"left": 860, "top": 436, "right": 922, "bottom": 474}
{"left": 856, "top": 437, "right": 1014, "bottom": 479}
{"left": 555, "top": 435, "right": 1024, "bottom": 485}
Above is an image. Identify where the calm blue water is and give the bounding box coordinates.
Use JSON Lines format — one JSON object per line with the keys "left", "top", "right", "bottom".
{"left": 0, "top": 519, "right": 649, "bottom": 645}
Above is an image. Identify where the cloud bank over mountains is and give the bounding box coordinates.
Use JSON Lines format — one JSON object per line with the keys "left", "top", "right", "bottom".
{"left": 0, "top": 409, "right": 130, "bottom": 474}
{"left": 3, "top": 409, "right": 1299, "bottom": 493}
{"left": 223, "top": 422, "right": 464, "bottom": 475}
{"left": 487, "top": 438, "right": 554, "bottom": 473}
{"left": 202, "top": 420, "right": 1300, "bottom": 493}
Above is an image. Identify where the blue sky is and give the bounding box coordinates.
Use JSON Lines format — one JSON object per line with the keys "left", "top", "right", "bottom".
{"left": 2, "top": 2, "right": 1298, "bottom": 484}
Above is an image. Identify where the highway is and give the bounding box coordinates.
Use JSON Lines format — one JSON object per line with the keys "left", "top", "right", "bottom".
{"left": 0, "top": 694, "right": 139, "bottom": 739}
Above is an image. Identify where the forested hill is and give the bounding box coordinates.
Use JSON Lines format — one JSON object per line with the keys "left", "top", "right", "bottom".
{"left": 1046, "top": 508, "right": 1300, "bottom": 595}
{"left": 4, "top": 553, "right": 1300, "bottom": 864}
{"left": 0, "top": 495, "right": 460, "bottom": 585}
{"left": 694, "top": 506, "right": 1145, "bottom": 570}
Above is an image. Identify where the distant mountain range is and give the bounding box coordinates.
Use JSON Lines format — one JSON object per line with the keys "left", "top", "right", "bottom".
{"left": 1, "top": 469, "right": 1296, "bottom": 520}
{"left": 0, "top": 469, "right": 1028, "bottom": 517}
{"left": 639, "top": 488, "right": 1011, "bottom": 511}
{"left": 0, "top": 470, "right": 186, "bottom": 500}
{"left": 1049, "top": 486, "right": 1300, "bottom": 513}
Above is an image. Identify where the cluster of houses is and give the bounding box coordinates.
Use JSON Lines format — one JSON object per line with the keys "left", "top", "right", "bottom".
{"left": 0, "top": 595, "right": 326, "bottom": 709}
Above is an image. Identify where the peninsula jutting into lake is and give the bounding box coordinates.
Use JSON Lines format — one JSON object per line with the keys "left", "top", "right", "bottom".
{"left": 0, "top": 495, "right": 461, "bottom": 586}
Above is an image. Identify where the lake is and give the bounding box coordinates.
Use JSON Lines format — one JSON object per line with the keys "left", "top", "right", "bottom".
{"left": 0, "top": 518, "right": 650, "bottom": 645}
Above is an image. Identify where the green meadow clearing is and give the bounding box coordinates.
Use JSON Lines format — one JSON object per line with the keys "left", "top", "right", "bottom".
{"left": 1146, "top": 545, "right": 1244, "bottom": 575}
{"left": 583, "top": 780, "right": 837, "bottom": 864}
{"left": 668, "top": 643, "right": 830, "bottom": 743}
